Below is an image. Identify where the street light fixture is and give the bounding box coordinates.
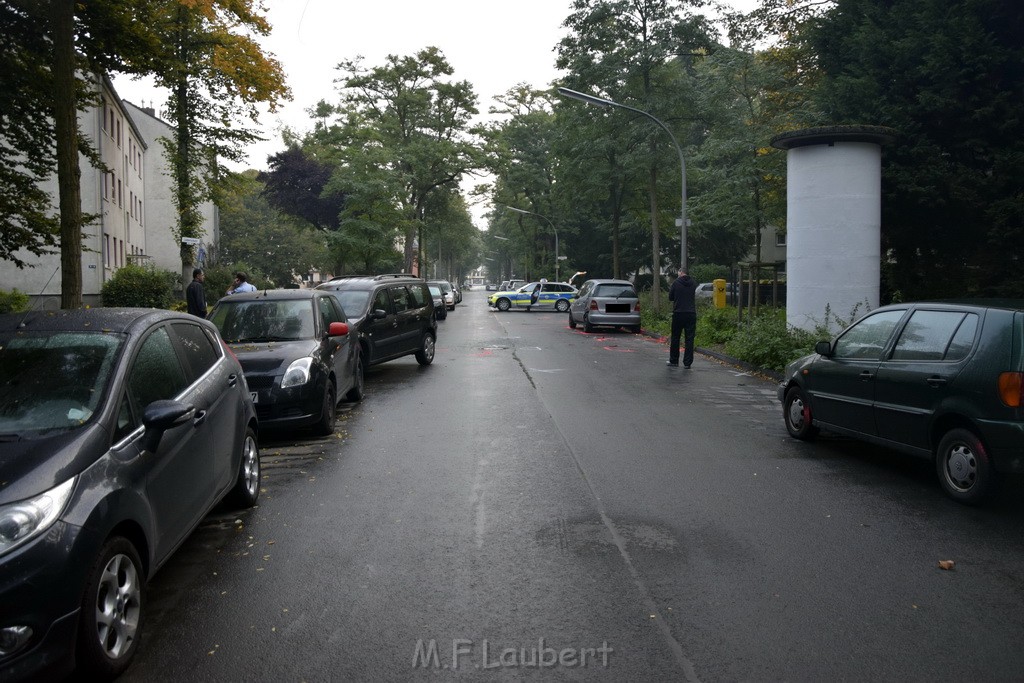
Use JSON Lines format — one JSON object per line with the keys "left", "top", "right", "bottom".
{"left": 557, "top": 87, "right": 688, "bottom": 270}
{"left": 503, "top": 205, "right": 560, "bottom": 282}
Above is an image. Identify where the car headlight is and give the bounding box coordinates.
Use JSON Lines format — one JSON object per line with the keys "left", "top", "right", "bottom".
{"left": 281, "top": 357, "right": 313, "bottom": 388}
{"left": 0, "top": 478, "right": 75, "bottom": 557}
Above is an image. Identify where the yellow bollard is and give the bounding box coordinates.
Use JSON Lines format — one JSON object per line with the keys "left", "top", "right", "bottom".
{"left": 713, "top": 278, "right": 726, "bottom": 308}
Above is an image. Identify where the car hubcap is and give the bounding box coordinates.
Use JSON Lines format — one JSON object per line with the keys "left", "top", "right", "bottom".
{"left": 424, "top": 336, "right": 435, "bottom": 361}
{"left": 945, "top": 444, "right": 977, "bottom": 491}
{"left": 241, "top": 434, "right": 259, "bottom": 495}
{"left": 95, "top": 554, "right": 141, "bottom": 659}
{"left": 788, "top": 396, "right": 805, "bottom": 429}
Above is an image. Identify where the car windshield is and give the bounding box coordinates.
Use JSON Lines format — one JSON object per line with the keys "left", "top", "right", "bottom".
{"left": 210, "top": 299, "right": 316, "bottom": 343}
{"left": 594, "top": 284, "right": 636, "bottom": 298}
{"left": 428, "top": 285, "right": 442, "bottom": 297}
{"left": 329, "top": 289, "right": 371, "bottom": 319}
{"left": 0, "top": 331, "right": 124, "bottom": 436}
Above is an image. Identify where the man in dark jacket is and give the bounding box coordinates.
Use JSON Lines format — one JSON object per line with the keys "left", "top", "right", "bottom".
{"left": 186, "top": 267, "right": 207, "bottom": 318}
{"left": 667, "top": 268, "right": 697, "bottom": 368}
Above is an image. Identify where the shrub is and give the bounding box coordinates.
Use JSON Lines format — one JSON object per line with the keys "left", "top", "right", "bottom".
{"left": 0, "top": 289, "right": 31, "bottom": 314}
{"left": 724, "top": 308, "right": 818, "bottom": 372}
{"left": 688, "top": 263, "right": 730, "bottom": 285}
{"left": 101, "top": 264, "right": 178, "bottom": 309}
{"left": 696, "top": 304, "right": 738, "bottom": 345}
{"left": 202, "top": 263, "right": 272, "bottom": 302}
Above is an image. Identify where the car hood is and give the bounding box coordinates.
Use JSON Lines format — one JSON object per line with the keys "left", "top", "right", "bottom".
{"left": 229, "top": 340, "right": 318, "bottom": 375}
{"left": 0, "top": 424, "right": 109, "bottom": 504}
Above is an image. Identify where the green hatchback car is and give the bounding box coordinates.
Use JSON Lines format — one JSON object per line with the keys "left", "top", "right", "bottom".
{"left": 778, "top": 300, "right": 1024, "bottom": 505}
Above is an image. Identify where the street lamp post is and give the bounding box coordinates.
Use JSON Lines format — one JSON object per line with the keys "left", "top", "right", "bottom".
{"left": 557, "top": 87, "right": 687, "bottom": 271}
{"left": 503, "top": 206, "right": 560, "bottom": 282}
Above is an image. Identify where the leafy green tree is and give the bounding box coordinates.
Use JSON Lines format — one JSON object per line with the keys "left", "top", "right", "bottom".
{"left": 216, "top": 170, "right": 331, "bottom": 286}
{"left": 807, "top": 0, "right": 1024, "bottom": 298}
{"left": 259, "top": 146, "right": 344, "bottom": 232}
{"left": 322, "top": 48, "right": 484, "bottom": 274}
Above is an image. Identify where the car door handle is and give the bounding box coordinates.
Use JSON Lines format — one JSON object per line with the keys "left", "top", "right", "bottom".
{"left": 193, "top": 409, "right": 208, "bottom": 426}
{"left": 859, "top": 371, "right": 874, "bottom": 381}
{"left": 926, "top": 377, "right": 948, "bottom": 387}
{"left": 227, "top": 373, "right": 238, "bottom": 387}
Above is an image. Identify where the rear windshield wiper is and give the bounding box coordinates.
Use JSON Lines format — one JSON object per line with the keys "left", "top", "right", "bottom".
{"left": 0, "top": 433, "right": 22, "bottom": 442}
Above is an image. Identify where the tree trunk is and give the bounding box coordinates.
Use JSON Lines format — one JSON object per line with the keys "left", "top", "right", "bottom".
{"left": 648, "top": 160, "right": 661, "bottom": 314}
{"left": 52, "top": 0, "right": 82, "bottom": 309}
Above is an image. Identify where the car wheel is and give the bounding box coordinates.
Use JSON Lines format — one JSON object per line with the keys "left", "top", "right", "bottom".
{"left": 76, "top": 537, "right": 144, "bottom": 680}
{"left": 555, "top": 299, "right": 570, "bottom": 312}
{"left": 583, "top": 316, "right": 594, "bottom": 333}
{"left": 415, "top": 332, "right": 435, "bottom": 366}
{"left": 568, "top": 312, "right": 577, "bottom": 329}
{"left": 630, "top": 325, "right": 642, "bottom": 334}
{"left": 936, "top": 428, "right": 995, "bottom": 505}
{"left": 783, "top": 385, "right": 819, "bottom": 440}
{"left": 345, "top": 355, "right": 365, "bottom": 402}
{"left": 226, "top": 427, "right": 260, "bottom": 508}
{"left": 438, "top": 307, "right": 447, "bottom": 320}
{"left": 313, "top": 382, "right": 337, "bottom": 436}
{"left": 496, "top": 298, "right": 511, "bottom": 312}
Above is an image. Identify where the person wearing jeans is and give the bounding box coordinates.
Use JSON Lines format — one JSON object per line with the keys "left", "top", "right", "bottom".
{"left": 668, "top": 268, "right": 697, "bottom": 368}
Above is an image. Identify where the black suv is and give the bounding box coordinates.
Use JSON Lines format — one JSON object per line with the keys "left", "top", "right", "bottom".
{"left": 779, "top": 300, "right": 1024, "bottom": 505}
{"left": 316, "top": 274, "right": 437, "bottom": 366}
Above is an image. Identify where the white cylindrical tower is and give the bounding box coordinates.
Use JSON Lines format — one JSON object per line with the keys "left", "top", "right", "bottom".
{"left": 771, "top": 126, "right": 896, "bottom": 332}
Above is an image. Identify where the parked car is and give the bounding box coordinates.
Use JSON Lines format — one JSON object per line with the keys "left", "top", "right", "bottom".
{"left": 696, "top": 282, "right": 737, "bottom": 299}
{"left": 778, "top": 300, "right": 1024, "bottom": 505}
{"left": 208, "top": 289, "right": 362, "bottom": 436}
{"left": 427, "top": 284, "right": 448, "bottom": 320}
{"left": 569, "top": 279, "right": 641, "bottom": 333}
{"left": 486, "top": 283, "right": 498, "bottom": 291}
{"left": 316, "top": 274, "right": 437, "bottom": 366}
{"left": 0, "top": 308, "right": 259, "bottom": 680}
{"left": 488, "top": 282, "right": 578, "bottom": 312}
{"left": 427, "top": 280, "right": 456, "bottom": 310}
{"left": 449, "top": 281, "right": 463, "bottom": 304}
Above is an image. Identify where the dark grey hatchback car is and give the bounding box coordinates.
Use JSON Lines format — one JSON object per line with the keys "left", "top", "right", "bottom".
{"left": 0, "top": 308, "right": 259, "bottom": 681}
{"left": 778, "top": 300, "right": 1024, "bottom": 504}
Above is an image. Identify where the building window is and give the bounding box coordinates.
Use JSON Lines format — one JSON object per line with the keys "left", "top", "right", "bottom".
{"left": 775, "top": 232, "right": 787, "bottom": 247}
{"left": 117, "top": 179, "right": 122, "bottom": 207}
{"left": 104, "top": 234, "right": 110, "bottom": 268}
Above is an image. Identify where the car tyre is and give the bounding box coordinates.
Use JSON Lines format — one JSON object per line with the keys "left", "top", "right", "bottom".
{"left": 76, "top": 537, "right": 144, "bottom": 680}
{"left": 630, "top": 325, "right": 642, "bottom": 334}
{"left": 437, "top": 307, "right": 447, "bottom": 320}
{"left": 313, "top": 382, "right": 337, "bottom": 436}
{"left": 936, "top": 428, "right": 995, "bottom": 505}
{"left": 496, "top": 298, "right": 511, "bottom": 312}
{"left": 583, "top": 316, "right": 594, "bottom": 333}
{"left": 415, "top": 332, "right": 435, "bottom": 366}
{"left": 783, "top": 385, "right": 819, "bottom": 440}
{"left": 226, "top": 427, "right": 260, "bottom": 508}
{"left": 345, "top": 355, "right": 365, "bottom": 402}
{"left": 568, "top": 313, "right": 577, "bottom": 329}
{"left": 555, "top": 299, "right": 570, "bottom": 312}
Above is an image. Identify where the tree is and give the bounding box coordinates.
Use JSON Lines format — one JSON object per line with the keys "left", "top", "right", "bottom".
{"left": 260, "top": 146, "right": 344, "bottom": 232}
{"left": 216, "top": 170, "right": 331, "bottom": 286}
{"left": 556, "top": 0, "right": 716, "bottom": 311}
{"left": 144, "top": 0, "right": 290, "bottom": 285}
{"left": 807, "top": 0, "right": 1024, "bottom": 298}
{"left": 326, "top": 48, "right": 484, "bottom": 274}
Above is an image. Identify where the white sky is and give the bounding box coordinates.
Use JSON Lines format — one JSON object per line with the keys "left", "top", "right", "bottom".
{"left": 113, "top": 0, "right": 757, "bottom": 225}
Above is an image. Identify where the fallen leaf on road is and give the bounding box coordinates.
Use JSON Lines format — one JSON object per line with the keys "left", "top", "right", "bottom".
{"left": 938, "top": 560, "right": 955, "bottom": 570}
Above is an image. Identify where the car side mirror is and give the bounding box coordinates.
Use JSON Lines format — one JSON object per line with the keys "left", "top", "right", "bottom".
{"left": 328, "top": 321, "right": 349, "bottom": 336}
{"left": 141, "top": 400, "right": 194, "bottom": 453}
{"left": 815, "top": 341, "right": 833, "bottom": 357}
{"left": 371, "top": 309, "right": 387, "bottom": 320}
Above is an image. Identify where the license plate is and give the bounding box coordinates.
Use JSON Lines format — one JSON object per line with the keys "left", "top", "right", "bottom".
{"left": 250, "top": 392, "right": 259, "bottom": 404}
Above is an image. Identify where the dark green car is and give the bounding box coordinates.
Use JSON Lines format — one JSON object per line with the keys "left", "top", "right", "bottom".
{"left": 778, "top": 300, "right": 1024, "bottom": 505}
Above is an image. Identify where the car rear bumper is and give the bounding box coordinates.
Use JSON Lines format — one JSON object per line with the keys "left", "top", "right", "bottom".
{"left": 977, "top": 418, "right": 1024, "bottom": 473}
{"left": 587, "top": 312, "right": 641, "bottom": 326}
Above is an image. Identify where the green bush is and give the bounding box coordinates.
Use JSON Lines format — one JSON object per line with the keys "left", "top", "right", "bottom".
{"left": 101, "top": 264, "right": 178, "bottom": 309}
{"left": 688, "top": 263, "right": 730, "bottom": 285}
{"left": 696, "top": 303, "right": 738, "bottom": 345}
{"left": 201, "top": 263, "right": 272, "bottom": 303}
{"left": 724, "top": 308, "right": 819, "bottom": 372}
{"left": 0, "top": 289, "right": 31, "bottom": 314}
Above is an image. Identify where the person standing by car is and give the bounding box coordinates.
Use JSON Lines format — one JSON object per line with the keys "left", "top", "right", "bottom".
{"left": 227, "top": 271, "right": 257, "bottom": 295}
{"left": 668, "top": 268, "right": 697, "bottom": 368}
{"left": 186, "top": 267, "right": 207, "bottom": 318}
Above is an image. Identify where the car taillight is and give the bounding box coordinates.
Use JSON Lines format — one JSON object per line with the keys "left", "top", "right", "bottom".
{"left": 634, "top": 301, "right": 641, "bottom": 311}
{"left": 221, "top": 339, "right": 239, "bottom": 362}
{"left": 998, "top": 372, "right": 1023, "bottom": 407}
{"left": 589, "top": 300, "right": 598, "bottom": 311}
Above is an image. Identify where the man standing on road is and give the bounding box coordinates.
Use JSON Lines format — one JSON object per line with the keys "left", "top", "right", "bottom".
{"left": 226, "top": 271, "right": 257, "bottom": 295}
{"left": 667, "top": 268, "right": 697, "bottom": 368}
{"left": 186, "top": 268, "right": 207, "bottom": 318}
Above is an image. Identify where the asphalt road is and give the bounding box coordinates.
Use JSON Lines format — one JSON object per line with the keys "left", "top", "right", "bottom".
{"left": 122, "top": 289, "right": 1024, "bottom": 682}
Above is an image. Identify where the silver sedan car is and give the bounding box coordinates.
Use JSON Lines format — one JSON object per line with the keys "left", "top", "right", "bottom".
{"left": 568, "top": 278, "right": 642, "bottom": 333}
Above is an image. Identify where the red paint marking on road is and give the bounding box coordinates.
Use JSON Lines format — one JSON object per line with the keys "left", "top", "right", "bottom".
{"left": 470, "top": 350, "right": 494, "bottom": 357}
{"left": 603, "top": 346, "right": 635, "bottom": 353}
